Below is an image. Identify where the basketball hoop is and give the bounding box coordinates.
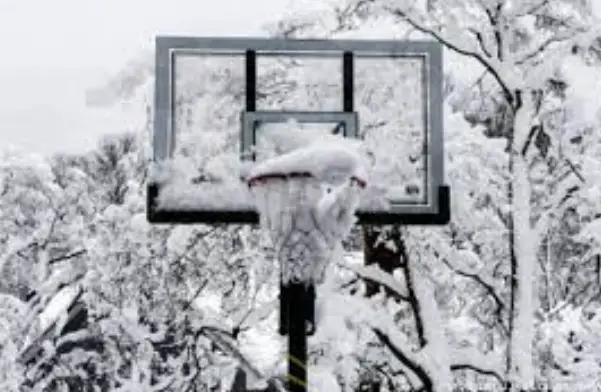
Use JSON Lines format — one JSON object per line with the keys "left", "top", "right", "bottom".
{"left": 247, "top": 169, "right": 366, "bottom": 285}
{"left": 245, "top": 139, "right": 367, "bottom": 391}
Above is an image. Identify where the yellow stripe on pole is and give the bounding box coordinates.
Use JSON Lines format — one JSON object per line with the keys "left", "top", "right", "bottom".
{"left": 285, "top": 355, "right": 308, "bottom": 387}
{"left": 286, "top": 373, "right": 307, "bottom": 387}
{"left": 285, "top": 355, "right": 307, "bottom": 370}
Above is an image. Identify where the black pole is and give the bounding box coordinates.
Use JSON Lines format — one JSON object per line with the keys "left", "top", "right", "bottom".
{"left": 342, "top": 51, "right": 354, "bottom": 112}
{"left": 279, "top": 282, "right": 289, "bottom": 336}
{"left": 287, "top": 283, "right": 308, "bottom": 392}
{"left": 245, "top": 50, "right": 256, "bottom": 112}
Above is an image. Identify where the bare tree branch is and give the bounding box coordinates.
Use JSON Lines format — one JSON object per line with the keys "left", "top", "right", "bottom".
{"left": 516, "top": 29, "right": 586, "bottom": 65}
{"left": 394, "top": 227, "right": 429, "bottom": 347}
{"left": 468, "top": 27, "right": 492, "bottom": 57}
{"left": 511, "top": 0, "right": 550, "bottom": 18}
{"left": 525, "top": 0, "right": 550, "bottom": 16}
{"left": 198, "top": 326, "right": 287, "bottom": 391}
{"left": 48, "top": 249, "right": 86, "bottom": 266}
{"left": 334, "top": 0, "right": 374, "bottom": 30}
{"left": 39, "top": 211, "right": 65, "bottom": 250}
{"left": 564, "top": 157, "right": 586, "bottom": 183}
{"left": 428, "top": 244, "right": 505, "bottom": 310}
{"left": 538, "top": 282, "right": 594, "bottom": 321}
{"left": 491, "top": 203, "right": 510, "bottom": 228}
{"left": 372, "top": 328, "right": 432, "bottom": 391}
{"left": 533, "top": 183, "right": 581, "bottom": 246}
{"left": 169, "top": 227, "right": 221, "bottom": 267}
{"left": 450, "top": 363, "right": 504, "bottom": 384}
{"left": 199, "top": 326, "right": 260, "bottom": 377}
{"left": 478, "top": 2, "right": 495, "bottom": 25}
{"left": 180, "top": 279, "right": 209, "bottom": 312}
{"left": 385, "top": 6, "right": 516, "bottom": 105}
{"left": 426, "top": 242, "right": 508, "bottom": 334}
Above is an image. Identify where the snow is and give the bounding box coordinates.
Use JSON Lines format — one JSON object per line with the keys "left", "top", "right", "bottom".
{"left": 157, "top": 173, "right": 413, "bottom": 213}
{"left": 339, "top": 262, "right": 408, "bottom": 299}
{"left": 246, "top": 134, "right": 367, "bottom": 284}
{"left": 238, "top": 324, "right": 282, "bottom": 378}
{"left": 0, "top": 294, "right": 28, "bottom": 339}
{"left": 309, "top": 365, "right": 342, "bottom": 391}
{"left": 36, "top": 264, "right": 80, "bottom": 297}
{"left": 256, "top": 120, "right": 357, "bottom": 156}
{"left": 450, "top": 345, "right": 504, "bottom": 380}
{"left": 407, "top": 259, "right": 453, "bottom": 391}
{"left": 157, "top": 181, "right": 255, "bottom": 210}
{"left": 10, "top": 3, "right": 601, "bottom": 391}
{"left": 154, "top": 112, "right": 428, "bottom": 213}
{"left": 561, "top": 55, "right": 601, "bottom": 126}
{"left": 248, "top": 142, "right": 368, "bottom": 186}
{"left": 577, "top": 219, "right": 601, "bottom": 245}
{"left": 510, "top": 154, "right": 537, "bottom": 389}
{"left": 38, "top": 284, "right": 81, "bottom": 333}
{"left": 165, "top": 226, "right": 196, "bottom": 254}
{"left": 593, "top": 0, "right": 601, "bottom": 19}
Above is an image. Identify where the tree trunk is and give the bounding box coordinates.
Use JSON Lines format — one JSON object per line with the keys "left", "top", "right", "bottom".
{"left": 405, "top": 243, "right": 453, "bottom": 392}
{"left": 363, "top": 226, "right": 453, "bottom": 391}
{"left": 362, "top": 226, "right": 404, "bottom": 298}
{"left": 506, "top": 98, "right": 537, "bottom": 391}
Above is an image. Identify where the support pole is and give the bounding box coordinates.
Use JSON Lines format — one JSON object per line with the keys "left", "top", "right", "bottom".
{"left": 279, "top": 283, "right": 315, "bottom": 336}
{"left": 287, "top": 283, "right": 308, "bottom": 392}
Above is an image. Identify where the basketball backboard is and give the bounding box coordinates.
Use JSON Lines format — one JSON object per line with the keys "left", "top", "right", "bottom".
{"left": 147, "top": 36, "right": 449, "bottom": 225}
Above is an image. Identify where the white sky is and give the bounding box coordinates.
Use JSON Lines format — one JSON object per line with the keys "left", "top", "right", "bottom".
{"left": 0, "top": 0, "right": 290, "bottom": 155}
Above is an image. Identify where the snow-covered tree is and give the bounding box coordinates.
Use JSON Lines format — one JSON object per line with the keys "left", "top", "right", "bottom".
{"left": 69, "top": 0, "right": 601, "bottom": 390}
{"left": 349, "top": 0, "right": 601, "bottom": 390}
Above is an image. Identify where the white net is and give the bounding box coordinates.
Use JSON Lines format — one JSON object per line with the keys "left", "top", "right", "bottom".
{"left": 248, "top": 173, "right": 364, "bottom": 285}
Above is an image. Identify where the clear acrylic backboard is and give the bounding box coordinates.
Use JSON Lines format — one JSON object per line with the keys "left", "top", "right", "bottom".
{"left": 147, "top": 36, "right": 449, "bottom": 225}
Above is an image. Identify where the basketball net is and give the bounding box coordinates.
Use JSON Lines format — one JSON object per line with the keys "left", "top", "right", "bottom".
{"left": 248, "top": 172, "right": 365, "bottom": 285}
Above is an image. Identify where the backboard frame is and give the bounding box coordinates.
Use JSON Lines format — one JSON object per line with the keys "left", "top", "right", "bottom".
{"left": 147, "top": 36, "right": 450, "bottom": 225}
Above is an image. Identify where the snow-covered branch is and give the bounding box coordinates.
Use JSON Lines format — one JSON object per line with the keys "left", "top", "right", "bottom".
{"left": 450, "top": 363, "right": 503, "bottom": 384}
{"left": 375, "top": 316, "right": 505, "bottom": 386}
{"left": 169, "top": 227, "right": 222, "bottom": 266}
{"left": 48, "top": 249, "right": 86, "bottom": 266}
{"left": 197, "top": 325, "right": 286, "bottom": 391}
{"left": 468, "top": 27, "right": 493, "bottom": 58}
{"left": 516, "top": 28, "right": 588, "bottom": 65}
{"left": 338, "top": 261, "right": 409, "bottom": 301}
{"left": 426, "top": 242, "right": 507, "bottom": 331}
{"left": 440, "top": 255, "right": 506, "bottom": 321}
{"left": 449, "top": 348, "right": 505, "bottom": 385}
{"left": 199, "top": 326, "right": 262, "bottom": 381}
{"left": 384, "top": 5, "right": 517, "bottom": 104}
{"left": 372, "top": 328, "right": 432, "bottom": 391}
{"left": 232, "top": 299, "right": 278, "bottom": 333}
{"left": 333, "top": 0, "right": 374, "bottom": 29}
{"left": 511, "top": 0, "right": 550, "bottom": 18}
{"left": 532, "top": 175, "right": 582, "bottom": 249}
{"left": 538, "top": 282, "right": 595, "bottom": 321}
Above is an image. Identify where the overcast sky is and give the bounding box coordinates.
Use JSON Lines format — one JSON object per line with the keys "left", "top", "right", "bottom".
{"left": 0, "top": 0, "right": 290, "bottom": 155}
